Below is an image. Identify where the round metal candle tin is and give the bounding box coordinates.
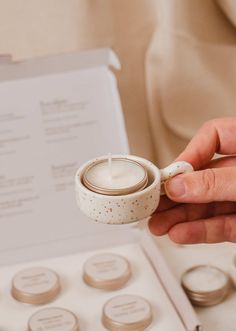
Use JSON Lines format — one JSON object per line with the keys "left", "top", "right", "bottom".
{"left": 82, "top": 158, "right": 148, "bottom": 196}
{"left": 83, "top": 253, "right": 132, "bottom": 290}
{"left": 28, "top": 307, "right": 79, "bottom": 331}
{"left": 181, "top": 265, "right": 231, "bottom": 306}
{"left": 11, "top": 266, "right": 61, "bottom": 305}
{"left": 102, "top": 294, "right": 153, "bottom": 331}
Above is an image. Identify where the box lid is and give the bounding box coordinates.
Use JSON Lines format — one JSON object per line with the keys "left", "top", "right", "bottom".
{"left": 0, "top": 48, "right": 129, "bottom": 265}
{"left": 0, "top": 48, "right": 120, "bottom": 81}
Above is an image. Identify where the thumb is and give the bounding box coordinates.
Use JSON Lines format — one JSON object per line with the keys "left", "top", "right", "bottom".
{"left": 165, "top": 167, "right": 236, "bottom": 203}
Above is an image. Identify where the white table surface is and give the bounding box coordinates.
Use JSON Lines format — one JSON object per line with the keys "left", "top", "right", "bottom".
{"left": 155, "top": 235, "right": 236, "bottom": 331}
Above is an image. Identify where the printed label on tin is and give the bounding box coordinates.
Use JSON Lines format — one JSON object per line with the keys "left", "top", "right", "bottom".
{"left": 84, "top": 254, "right": 129, "bottom": 281}
{"left": 13, "top": 267, "right": 58, "bottom": 294}
{"left": 104, "top": 294, "right": 152, "bottom": 324}
{"left": 29, "top": 308, "right": 78, "bottom": 331}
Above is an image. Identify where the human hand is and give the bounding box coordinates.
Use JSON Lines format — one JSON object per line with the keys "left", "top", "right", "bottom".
{"left": 149, "top": 117, "right": 236, "bottom": 244}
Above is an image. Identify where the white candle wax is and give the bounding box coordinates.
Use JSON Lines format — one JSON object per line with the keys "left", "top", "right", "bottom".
{"left": 182, "top": 266, "right": 228, "bottom": 293}
{"left": 83, "top": 157, "right": 148, "bottom": 195}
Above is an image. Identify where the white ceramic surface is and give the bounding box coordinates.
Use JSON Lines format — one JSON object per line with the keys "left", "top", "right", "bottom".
{"left": 75, "top": 155, "right": 193, "bottom": 224}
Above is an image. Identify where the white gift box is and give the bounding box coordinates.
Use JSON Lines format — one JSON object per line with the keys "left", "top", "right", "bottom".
{"left": 0, "top": 49, "right": 201, "bottom": 331}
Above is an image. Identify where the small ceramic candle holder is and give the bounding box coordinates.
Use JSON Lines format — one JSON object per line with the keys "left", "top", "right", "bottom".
{"left": 75, "top": 155, "right": 193, "bottom": 225}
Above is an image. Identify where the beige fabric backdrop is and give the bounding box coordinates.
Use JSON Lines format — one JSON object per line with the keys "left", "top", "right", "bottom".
{"left": 0, "top": 0, "right": 157, "bottom": 162}
{"left": 146, "top": 0, "right": 236, "bottom": 166}
{"left": 0, "top": 0, "right": 235, "bottom": 166}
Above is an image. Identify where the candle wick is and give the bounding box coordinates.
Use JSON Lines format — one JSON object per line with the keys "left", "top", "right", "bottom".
{"left": 108, "top": 153, "right": 113, "bottom": 180}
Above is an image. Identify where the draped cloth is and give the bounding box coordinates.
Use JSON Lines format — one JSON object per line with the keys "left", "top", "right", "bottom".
{"left": 146, "top": 0, "right": 236, "bottom": 166}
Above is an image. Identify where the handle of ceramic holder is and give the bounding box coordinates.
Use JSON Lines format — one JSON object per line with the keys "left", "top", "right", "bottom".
{"left": 160, "top": 161, "right": 194, "bottom": 195}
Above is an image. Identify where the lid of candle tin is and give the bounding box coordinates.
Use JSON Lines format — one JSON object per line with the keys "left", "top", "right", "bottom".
{"left": 83, "top": 253, "right": 132, "bottom": 290}
{"left": 102, "top": 294, "right": 153, "bottom": 331}
{"left": 11, "top": 267, "right": 61, "bottom": 305}
{"left": 28, "top": 307, "right": 79, "bottom": 331}
{"left": 181, "top": 265, "right": 231, "bottom": 307}
{"left": 82, "top": 158, "right": 148, "bottom": 196}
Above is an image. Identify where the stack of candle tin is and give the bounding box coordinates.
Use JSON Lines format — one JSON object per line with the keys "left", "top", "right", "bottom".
{"left": 181, "top": 265, "right": 231, "bottom": 306}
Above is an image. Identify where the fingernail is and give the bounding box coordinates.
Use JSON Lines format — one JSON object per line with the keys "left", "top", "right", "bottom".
{"left": 165, "top": 178, "right": 186, "bottom": 198}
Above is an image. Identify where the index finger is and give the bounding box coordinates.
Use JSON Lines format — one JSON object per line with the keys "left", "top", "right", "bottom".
{"left": 176, "top": 117, "right": 236, "bottom": 170}
{"left": 155, "top": 195, "right": 179, "bottom": 212}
